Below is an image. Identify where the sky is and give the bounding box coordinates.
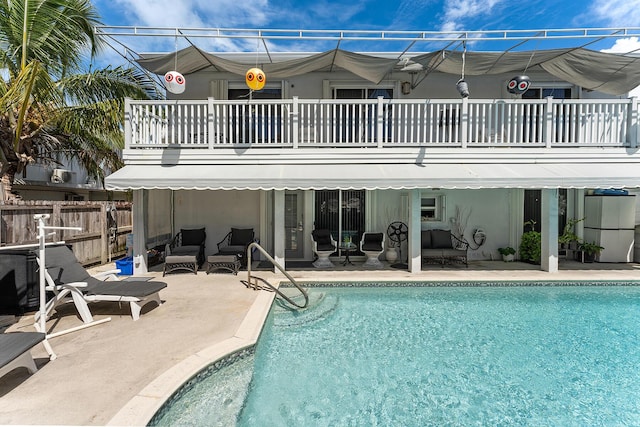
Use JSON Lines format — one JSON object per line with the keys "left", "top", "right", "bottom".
{"left": 92, "top": 0, "right": 640, "bottom": 94}
{"left": 95, "top": 0, "right": 640, "bottom": 34}
{"left": 93, "top": 0, "right": 640, "bottom": 52}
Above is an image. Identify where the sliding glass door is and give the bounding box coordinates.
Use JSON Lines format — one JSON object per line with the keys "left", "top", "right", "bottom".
{"left": 314, "top": 189, "right": 366, "bottom": 254}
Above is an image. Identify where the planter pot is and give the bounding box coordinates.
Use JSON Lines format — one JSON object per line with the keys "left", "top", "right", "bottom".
{"left": 385, "top": 249, "right": 398, "bottom": 263}
{"left": 501, "top": 254, "right": 515, "bottom": 262}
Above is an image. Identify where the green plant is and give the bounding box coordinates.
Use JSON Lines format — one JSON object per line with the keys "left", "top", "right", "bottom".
{"left": 498, "top": 246, "right": 516, "bottom": 256}
{"left": 579, "top": 241, "right": 604, "bottom": 256}
{"left": 559, "top": 218, "right": 584, "bottom": 246}
{"left": 520, "top": 221, "right": 541, "bottom": 264}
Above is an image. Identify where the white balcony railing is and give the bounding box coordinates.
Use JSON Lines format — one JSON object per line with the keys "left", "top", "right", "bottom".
{"left": 125, "top": 97, "right": 639, "bottom": 150}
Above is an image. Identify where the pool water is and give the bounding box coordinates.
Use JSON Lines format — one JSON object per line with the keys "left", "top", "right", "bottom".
{"left": 154, "top": 285, "right": 640, "bottom": 426}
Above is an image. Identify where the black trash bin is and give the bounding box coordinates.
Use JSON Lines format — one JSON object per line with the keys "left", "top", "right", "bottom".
{"left": 0, "top": 249, "right": 39, "bottom": 315}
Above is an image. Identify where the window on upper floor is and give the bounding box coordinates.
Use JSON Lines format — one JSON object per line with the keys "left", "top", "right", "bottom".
{"left": 522, "top": 87, "right": 572, "bottom": 99}
{"left": 228, "top": 88, "right": 282, "bottom": 100}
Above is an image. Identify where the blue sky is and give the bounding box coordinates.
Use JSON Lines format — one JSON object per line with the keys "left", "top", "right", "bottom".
{"left": 94, "top": 0, "right": 640, "bottom": 54}
{"left": 96, "top": 0, "right": 639, "bottom": 34}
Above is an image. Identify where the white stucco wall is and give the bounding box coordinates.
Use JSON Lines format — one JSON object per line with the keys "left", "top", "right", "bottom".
{"left": 172, "top": 189, "right": 261, "bottom": 252}
{"left": 374, "top": 188, "right": 514, "bottom": 261}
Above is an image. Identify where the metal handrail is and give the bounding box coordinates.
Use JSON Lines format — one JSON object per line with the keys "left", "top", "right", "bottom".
{"left": 246, "top": 242, "right": 309, "bottom": 309}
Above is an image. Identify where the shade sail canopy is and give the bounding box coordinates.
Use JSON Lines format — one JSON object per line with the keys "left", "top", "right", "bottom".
{"left": 137, "top": 47, "right": 399, "bottom": 84}
{"left": 411, "top": 48, "right": 640, "bottom": 95}
{"left": 137, "top": 46, "right": 640, "bottom": 95}
{"left": 105, "top": 162, "right": 640, "bottom": 191}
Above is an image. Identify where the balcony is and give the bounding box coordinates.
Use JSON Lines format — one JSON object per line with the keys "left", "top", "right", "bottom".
{"left": 124, "top": 97, "right": 639, "bottom": 152}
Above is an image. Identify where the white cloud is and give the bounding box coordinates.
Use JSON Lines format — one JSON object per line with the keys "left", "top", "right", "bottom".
{"left": 601, "top": 37, "right": 640, "bottom": 98}
{"left": 440, "top": 0, "right": 503, "bottom": 31}
{"left": 600, "top": 37, "right": 640, "bottom": 54}
{"left": 111, "top": 0, "right": 270, "bottom": 28}
{"left": 586, "top": 0, "right": 640, "bottom": 27}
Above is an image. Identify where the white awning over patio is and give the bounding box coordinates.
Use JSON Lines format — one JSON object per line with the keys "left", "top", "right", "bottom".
{"left": 105, "top": 162, "right": 640, "bottom": 191}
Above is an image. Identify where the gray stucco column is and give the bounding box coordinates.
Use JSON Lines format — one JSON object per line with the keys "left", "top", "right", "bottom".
{"left": 409, "top": 189, "right": 422, "bottom": 273}
{"left": 541, "top": 188, "right": 559, "bottom": 272}
{"left": 132, "top": 189, "right": 148, "bottom": 275}
{"left": 273, "top": 190, "right": 285, "bottom": 271}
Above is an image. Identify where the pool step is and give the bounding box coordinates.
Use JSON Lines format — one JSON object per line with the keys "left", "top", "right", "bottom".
{"left": 272, "top": 292, "right": 339, "bottom": 327}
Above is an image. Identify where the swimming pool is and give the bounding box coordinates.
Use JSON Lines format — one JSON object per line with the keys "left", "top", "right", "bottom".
{"left": 151, "top": 283, "right": 640, "bottom": 426}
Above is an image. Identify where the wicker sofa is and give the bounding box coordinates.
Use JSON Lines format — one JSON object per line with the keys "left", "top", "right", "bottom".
{"left": 421, "top": 229, "right": 468, "bottom": 267}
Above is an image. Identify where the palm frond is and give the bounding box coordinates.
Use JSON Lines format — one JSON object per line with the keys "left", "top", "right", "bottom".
{"left": 58, "top": 66, "right": 161, "bottom": 103}
{"left": 0, "top": 0, "right": 101, "bottom": 76}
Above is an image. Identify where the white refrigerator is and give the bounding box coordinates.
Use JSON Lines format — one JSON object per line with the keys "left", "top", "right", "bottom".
{"left": 583, "top": 195, "right": 636, "bottom": 262}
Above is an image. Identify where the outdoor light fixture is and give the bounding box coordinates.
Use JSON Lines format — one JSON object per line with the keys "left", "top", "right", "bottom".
{"left": 456, "top": 42, "right": 469, "bottom": 98}
{"left": 456, "top": 79, "right": 469, "bottom": 98}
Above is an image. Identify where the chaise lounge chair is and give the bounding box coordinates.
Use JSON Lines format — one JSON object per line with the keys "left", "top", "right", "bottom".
{"left": 0, "top": 332, "right": 45, "bottom": 380}
{"left": 42, "top": 246, "right": 167, "bottom": 323}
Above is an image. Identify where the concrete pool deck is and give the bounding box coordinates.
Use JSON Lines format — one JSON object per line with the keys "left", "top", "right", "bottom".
{"left": 1, "top": 259, "right": 639, "bottom": 425}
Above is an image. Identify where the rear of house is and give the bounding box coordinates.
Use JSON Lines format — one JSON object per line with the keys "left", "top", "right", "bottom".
{"left": 103, "top": 27, "right": 640, "bottom": 273}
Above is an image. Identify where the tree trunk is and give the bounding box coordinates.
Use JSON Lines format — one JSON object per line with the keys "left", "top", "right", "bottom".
{"left": 0, "top": 163, "right": 19, "bottom": 201}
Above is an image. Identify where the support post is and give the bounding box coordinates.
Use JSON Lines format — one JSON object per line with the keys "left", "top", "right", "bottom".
{"left": 541, "top": 188, "right": 559, "bottom": 272}
{"left": 376, "top": 96, "right": 384, "bottom": 148}
{"left": 273, "top": 190, "right": 285, "bottom": 272}
{"left": 132, "top": 190, "right": 148, "bottom": 275}
{"left": 292, "top": 96, "right": 299, "bottom": 149}
{"left": 460, "top": 98, "right": 469, "bottom": 148}
{"left": 408, "top": 189, "right": 422, "bottom": 273}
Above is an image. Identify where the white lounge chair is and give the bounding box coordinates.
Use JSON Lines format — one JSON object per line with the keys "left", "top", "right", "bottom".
{"left": 360, "top": 232, "right": 385, "bottom": 268}
{"left": 311, "top": 229, "right": 337, "bottom": 268}
{"left": 0, "top": 332, "right": 45, "bottom": 379}
{"left": 40, "top": 246, "right": 167, "bottom": 323}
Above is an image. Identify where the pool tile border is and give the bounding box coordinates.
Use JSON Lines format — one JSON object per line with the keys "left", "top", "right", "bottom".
{"left": 285, "top": 280, "right": 640, "bottom": 288}
{"left": 106, "top": 289, "right": 276, "bottom": 427}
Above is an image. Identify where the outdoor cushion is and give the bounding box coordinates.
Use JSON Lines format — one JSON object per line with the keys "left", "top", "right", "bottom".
{"left": 0, "top": 332, "right": 45, "bottom": 370}
{"left": 362, "top": 233, "right": 383, "bottom": 251}
{"left": 421, "top": 230, "right": 432, "bottom": 249}
{"left": 171, "top": 245, "right": 201, "bottom": 256}
{"left": 312, "top": 230, "right": 332, "bottom": 245}
{"left": 230, "top": 228, "right": 254, "bottom": 246}
{"left": 431, "top": 230, "right": 453, "bottom": 249}
{"left": 316, "top": 243, "right": 335, "bottom": 251}
{"left": 45, "top": 246, "right": 166, "bottom": 297}
{"left": 181, "top": 228, "right": 205, "bottom": 246}
{"left": 219, "top": 244, "right": 246, "bottom": 254}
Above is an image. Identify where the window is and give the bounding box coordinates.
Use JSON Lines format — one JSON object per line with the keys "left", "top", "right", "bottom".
{"left": 421, "top": 195, "right": 444, "bottom": 222}
{"left": 226, "top": 88, "right": 283, "bottom": 143}
{"left": 314, "top": 189, "right": 366, "bottom": 253}
{"left": 332, "top": 87, "right": 393, "bottom": 143}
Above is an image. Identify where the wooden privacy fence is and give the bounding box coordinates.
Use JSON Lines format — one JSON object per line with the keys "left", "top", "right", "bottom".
{"left": 0, "top": 201, "right": 132, "bottom": 266}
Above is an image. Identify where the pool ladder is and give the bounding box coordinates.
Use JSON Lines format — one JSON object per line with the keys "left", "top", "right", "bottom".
{"left": 245, "top": 242, "right": 309, "bottom": 309}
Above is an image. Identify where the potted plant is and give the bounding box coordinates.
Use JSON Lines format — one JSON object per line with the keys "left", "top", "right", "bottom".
{"left": 559, "top": 218, "right": 583, "bottom": 251}
{"left": 578, "top": 241, "right": 604, "bottom": 263}
{"left": 519, "top": 220, "right": 541, "bottom": 264}
{"left": 498, "top": 246, "right": 516, "bottom": 262}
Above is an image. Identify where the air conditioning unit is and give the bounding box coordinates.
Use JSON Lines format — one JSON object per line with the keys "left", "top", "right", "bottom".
{"left": 50, "top": 169, "right": 73, "bottom": 183}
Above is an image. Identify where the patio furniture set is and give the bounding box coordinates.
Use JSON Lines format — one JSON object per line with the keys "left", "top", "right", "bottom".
{"left": 311, "top": 230, "right": 387, "bottom": 269}
{"left": 163, "top": 227, "right": 254, "bottom": 276}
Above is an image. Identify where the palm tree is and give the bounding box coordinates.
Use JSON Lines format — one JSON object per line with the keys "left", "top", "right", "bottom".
{"left": 0, "top": 0, "right": 159, "bottom": 200}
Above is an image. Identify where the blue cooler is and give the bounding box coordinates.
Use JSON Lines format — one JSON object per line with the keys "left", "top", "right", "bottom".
{"left": 115, "top": 257, "right": 133, "bottom": 275}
